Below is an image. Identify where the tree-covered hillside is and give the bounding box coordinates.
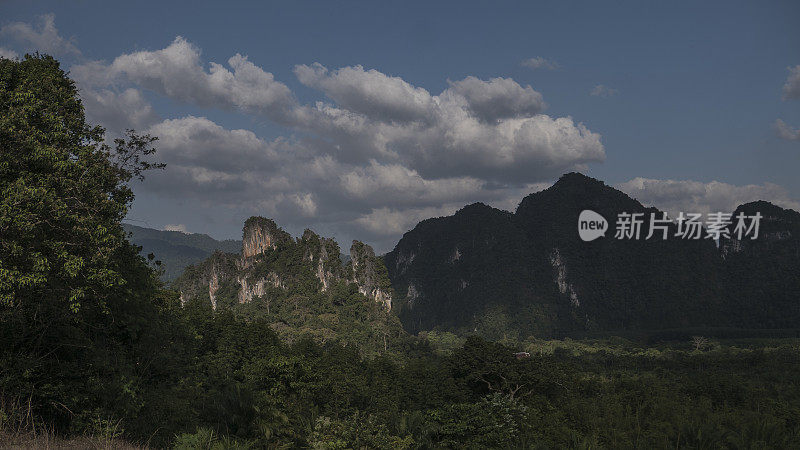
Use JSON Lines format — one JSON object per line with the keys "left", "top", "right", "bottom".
{"left": 174, "top": 219, "right": 400, "bottom": 356}
{"left": 720, "top": 201, "right": 800, "bottom": 328}
{"left": 123, "top": 223, "right": 242, "bottom": 281}
{"left": 386, "top": 173, "right": 799, "bottom": 338}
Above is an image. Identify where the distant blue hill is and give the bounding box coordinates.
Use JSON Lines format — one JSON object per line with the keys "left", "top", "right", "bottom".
{"left": 123, "top": 224, "right": 241, "bottom": 282}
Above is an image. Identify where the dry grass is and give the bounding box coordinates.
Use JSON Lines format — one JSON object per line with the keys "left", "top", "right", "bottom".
{"left": 0, "top": 395, "right": 149, "bottom": 449}
{"left": 0, "top": 430, "right": 147, "bottom": 449}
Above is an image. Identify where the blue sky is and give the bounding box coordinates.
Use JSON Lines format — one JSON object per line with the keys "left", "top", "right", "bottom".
{"left": 1, "top": 0, "right": 799, "bottom": 251}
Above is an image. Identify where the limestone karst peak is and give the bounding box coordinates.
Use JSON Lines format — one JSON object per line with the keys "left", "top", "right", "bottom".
{"left": 350, "top": 240, "right": 393, "bottom": 310}
{"left": 176, "top": 219, "right": 393, "bottom": 311}
{"left": 241, "top": 216, "right": 292, "bottom": 258}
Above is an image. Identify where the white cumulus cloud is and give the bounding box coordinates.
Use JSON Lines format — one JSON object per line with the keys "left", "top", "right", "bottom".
{"left": 0, "top": 47, "right": 19, "bottom": 59}
{"left": 617, "top": 177, "right": 800, "bottom": 216}
{"left": 72, "top": 37, "right": 299, "bottom": 123}
{"left": 355, "top": 205, "right": 460, "bottom": 236}
{"left": 81, "top": 88, "right": 160, "bottom": 132}
{"left": 444, "top": 76, "right": 547, "bottom": 122}
{"left": 590, "top": 84, "right": 618, "bottom": 97}
{"left": 3, "top": 15, "right": 609, "bottom": 250}
{"left": 774, "top": 119, "right": 800, "bottom": 141}
{"left": 295, "top": 63, "right": 436, "bottom": 123}
{"left": 1, "top": 14, "right": 80, "bottom": 57}
{"left": 521, "top": 56, "right": 559, "bottom": 70}
{"left": 782, "top": 65, "right": 800, "bottom": 100}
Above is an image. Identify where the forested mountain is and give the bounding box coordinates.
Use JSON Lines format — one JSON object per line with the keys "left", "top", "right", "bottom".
{"left": 123, "top": 223, "right": 241, "bottom": 281}
{"left": 157, "top": 173, "right": 800, "bottom": 340}
{"left": 174, "top": 217, "right": 399, "bottom": 354}
{"left": 386, "top": 172, "right": 799, "bottom": 337}
{"left": 720, "top": 201, "right": 800, "bottom": 328}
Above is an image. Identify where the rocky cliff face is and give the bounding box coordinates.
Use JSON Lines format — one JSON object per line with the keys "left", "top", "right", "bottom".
{"left": 241, "top": 217, "right": 292, "bottom": 259}
{"left": 301, "top": 229, "right": 344, "bottom": 291}
{"left": 350, "top": 241, "right": 393, "bottom": 310}
{"left": 175, "top": 217, "right": 393, "bottom": 311}
{"left": 237, "top": 272, "right": 284, "bottom": 304}
{"left": 175, "top": 251, "right": 238, "bottom": 309}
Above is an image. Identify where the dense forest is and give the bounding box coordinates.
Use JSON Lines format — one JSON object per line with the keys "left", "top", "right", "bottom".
{"left": 3, "top": 54, "right": 800, "bottom": 449}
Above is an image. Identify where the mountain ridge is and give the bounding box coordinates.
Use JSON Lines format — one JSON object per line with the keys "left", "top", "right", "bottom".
{"left": 137, "top": 172, "right": 799, "bottom": 339}
{"left": 386, "top": 172, "right": 799, "bottom": 337}
{"left": 123, "top": 223, "right": 242, "bottom": 281}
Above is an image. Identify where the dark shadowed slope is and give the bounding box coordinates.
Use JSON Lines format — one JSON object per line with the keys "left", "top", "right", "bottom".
{"left": 721, "top": 201, "right": 800, "bottom": 328}
{"left": 386, "top": 172, "right": 798, "bottom": 337}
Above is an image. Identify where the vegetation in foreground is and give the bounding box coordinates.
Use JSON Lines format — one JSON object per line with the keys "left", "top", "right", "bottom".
{"left": 3, "top": 54, "right": 800, "bottom": 448}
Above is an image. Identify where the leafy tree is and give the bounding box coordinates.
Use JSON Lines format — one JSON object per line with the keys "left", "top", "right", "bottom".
{"left": 453, "top": 336, "right": 554, "bottom": 401}
{"left": 0, "top": 54, "right": 170, "bottom": 437}
{"left": 0, "top": 55, "right": 162, "bottom": 312}
{"left": 418, "top": 394, "right": 528, "bottom": 448}
{"left": 310, "top": 412, "right": 414, "bottom": 450}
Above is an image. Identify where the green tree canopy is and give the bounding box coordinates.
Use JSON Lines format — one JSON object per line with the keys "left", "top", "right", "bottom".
{"left": 0, "top": 54, "right": 162, "bottom": 312}
{"left": 0, "top": 54, "right": 171, "bottom": 435}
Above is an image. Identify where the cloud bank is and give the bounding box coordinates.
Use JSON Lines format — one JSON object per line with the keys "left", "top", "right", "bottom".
{"left": 617, "top": 177, "right": 800, "bottom": 216}
{"left": 3, "top": 16, "right": 797, "bottom": 251}
{"left": 54, "top": 33, "right": 606, "bottom": 248}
